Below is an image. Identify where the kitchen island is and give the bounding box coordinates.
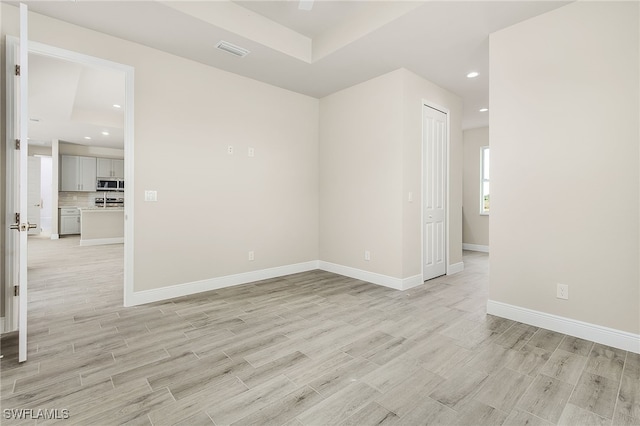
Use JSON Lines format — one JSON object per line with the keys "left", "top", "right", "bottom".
{"left": 79, "top": 207, "right": 124, "bottom": 246}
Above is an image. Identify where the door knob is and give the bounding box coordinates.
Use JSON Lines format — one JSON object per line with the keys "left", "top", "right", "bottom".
{"left": 9, "top": 222, "right": 37, "bottom": 231}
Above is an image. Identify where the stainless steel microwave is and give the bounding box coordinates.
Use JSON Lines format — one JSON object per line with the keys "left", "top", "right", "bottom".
{"left": 96, "top": 178, "right": 124, "bottom": 192}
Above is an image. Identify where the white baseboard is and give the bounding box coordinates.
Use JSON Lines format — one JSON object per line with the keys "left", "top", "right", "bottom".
{"left": 80, "top": 237, "right": 124, "bottom": 247}
{"left": 463, "top": 243, "right": 489, "bottom": 253}
{"left": 487, "top": 300, "right": 640, "bottom": 354}
{"left": 128, "top": 260, "right": 428, "bottom": 306}
{"left": 447, "top": 262, "right": 464, "bottom": 275}
{"left": 50, "top": 234, "right": 59, "bottom": 240}
{"left": 128, "top": 261, "right": 320, "bottom": 306}
{"left": 318, "top": 261, "right": 421, "bottom": 291}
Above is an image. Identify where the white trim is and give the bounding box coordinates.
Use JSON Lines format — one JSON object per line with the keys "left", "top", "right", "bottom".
{"left": 128, "top": 261, "right": 320, "bottom": 306}
{"left": 79, "top": 237, "right": 124, "bottom": 247}
{"left": 50, "top": 234, "right": 59, "bottom": 240}
{"left": 4, "top": 36, "right": 19, "bottom": 334}
{"left": 487, "top": 300, "right": 640, "bottom": 354}
{"left": 462, "top": 243, "right": 489, "bottom": 253}
{"left": 447, "top": 262, "right": 464, "bottom": 275}
{"left": 401, "top": 274, "right": 424, "bottom": 291}
{"left": 318, "top": 261, "right": 422, "bottom": 291}
{"left": 129, "top": 261, "right": 426, "bottom": 306}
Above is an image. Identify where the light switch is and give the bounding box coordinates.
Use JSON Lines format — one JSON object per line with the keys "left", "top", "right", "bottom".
{"left": 144, "top": 190, "right": 157, "bottom": 202}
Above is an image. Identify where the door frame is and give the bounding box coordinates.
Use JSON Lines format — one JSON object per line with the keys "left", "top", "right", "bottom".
{"left": 4, "top": 37, "right": 135, "bottom": 330}
{"left": 421, "top": 100, "right": 450, "bottom": 281}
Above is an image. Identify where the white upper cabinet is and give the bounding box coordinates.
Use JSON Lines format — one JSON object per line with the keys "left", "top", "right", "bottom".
{"left": 97, "top": 158, "right": 124, "bottom": 178}
{"left": 60, "top": 155, "right": 97, "bottom": 192}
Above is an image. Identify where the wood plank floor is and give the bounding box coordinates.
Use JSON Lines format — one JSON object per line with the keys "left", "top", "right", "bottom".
{"left": 1, "top": 235, "right": 638, "bottom": 425}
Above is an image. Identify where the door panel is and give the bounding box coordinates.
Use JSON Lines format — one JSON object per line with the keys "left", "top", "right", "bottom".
{"left": 423, "top": 105, "right": 447, "bottom": 281}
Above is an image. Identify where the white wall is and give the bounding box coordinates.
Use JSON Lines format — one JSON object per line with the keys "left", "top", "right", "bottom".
{"left": 1, "top": 5, "right": 463, "bottom": 305}
{"left": 489, "top": 2, "right": 639, "bottom": 336}
{"left": 2, "top": 5, "right": 320, "bottom": 294}
{"left": 463, "top": 127, "right": 489, "bottom": 248}
{"left": 319, "top": 68, "right": 463, "bottom": 281}
{"left": 319, "top": 70, "right": 405, "bottom": 277}
{"left": 59, "top": 142, "right": 124, "bottom": 159}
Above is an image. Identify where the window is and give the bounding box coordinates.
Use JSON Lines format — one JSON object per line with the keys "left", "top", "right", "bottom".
{"left": 481, "top": 146, "right": 490, "bottom": 214}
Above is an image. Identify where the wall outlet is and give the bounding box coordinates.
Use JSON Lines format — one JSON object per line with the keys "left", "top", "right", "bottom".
{"left": 227, "top": 145, "right": 234, "bottom": 155}
{"left": 557, "top": 283, "right": 569, "bottom": 300}
{"left": 144, "top": 190, "right": 157, "bottom": 202}
{"left": 248, "top": 147, "right": 255, "bottom": 157}
{"left": 248, "top": 250, "right": 254, "bottom": 261}
{"left": 364, "top": 250, "right": 371, "bottom": 261}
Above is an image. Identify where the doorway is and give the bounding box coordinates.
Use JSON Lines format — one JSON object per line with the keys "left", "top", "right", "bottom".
{"left": 422, "top": 102, "right": 449, "bottom": 281}
{"left": 3, "top": 37, "right": 134, "bottom": 356}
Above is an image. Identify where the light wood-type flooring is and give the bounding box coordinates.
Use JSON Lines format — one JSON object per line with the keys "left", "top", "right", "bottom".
{"left": 1, "top": 236, "right": 638, "bottom": 425}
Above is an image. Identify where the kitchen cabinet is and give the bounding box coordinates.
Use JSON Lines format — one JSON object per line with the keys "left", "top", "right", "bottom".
{"left": 60, "top": 155, "right": 97, "bottom": 192}
{"left": 97, "top": 158, "right": 124, "bottom": 178}
{"left": 59, "top": 208, "right": 81, "bottom": 235}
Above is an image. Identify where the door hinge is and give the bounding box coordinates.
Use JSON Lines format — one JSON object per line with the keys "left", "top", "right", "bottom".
{"left": 15, "top": 212, "right": 20, "bottom": 223}
{"left": 14, "top": 286, "right": 19, "bottom": 297}
{"left": 15, "top": 64, "right": 20, "bottom": 76}
{"left": 15, "top": 139, "right": 20, "bottom": 150}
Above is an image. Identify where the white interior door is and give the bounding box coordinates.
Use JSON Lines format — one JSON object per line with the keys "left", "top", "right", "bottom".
{"left": 5, "top": 3, "right": 31, "bottom": 362}
{"left": 423, "top": 105, "right": 447, "bottom": 281}
{"left": 27, "top": 156, "right": 42, "bottom": 235}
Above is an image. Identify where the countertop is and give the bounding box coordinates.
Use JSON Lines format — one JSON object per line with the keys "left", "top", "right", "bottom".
{"left": 79, "top": 207, "right": 124, "bottom": 211}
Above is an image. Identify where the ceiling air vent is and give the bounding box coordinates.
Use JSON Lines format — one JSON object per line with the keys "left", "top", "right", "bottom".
{"left": 215, "top": 41, "right": 250, "bottom": 58}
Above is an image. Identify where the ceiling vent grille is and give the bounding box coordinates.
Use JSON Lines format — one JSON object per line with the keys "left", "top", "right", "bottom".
{"left": 216, "top": 41, "right": 250, "bottom": 58}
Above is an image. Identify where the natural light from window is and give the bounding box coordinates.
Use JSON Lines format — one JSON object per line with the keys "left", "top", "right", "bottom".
{"left": 481, "top": 146, "right": 490, "bottom": 214}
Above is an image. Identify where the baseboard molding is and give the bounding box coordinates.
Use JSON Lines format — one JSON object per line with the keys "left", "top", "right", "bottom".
{"left": 463, "top": 243, "right": 489, "bottom": 253}
{"left": 447, "top": 262, "right": 464, "bottom": 275}
{"left": 128, "top": 261, "right": 320, "bottom": 306}
{"left": 128, "top": 260, "right": 426, "bottom": 307}
{"left": 50, "top": 234, "right": 59, "bottom": 240}
{"left": 318, "top": 261, "right": 421, "bottom": 291}
{"left": 80, "top": 237, "right": 124, "bottom": 247}
{"left": 487, "top": 300, "right": 640, "bottom": 354}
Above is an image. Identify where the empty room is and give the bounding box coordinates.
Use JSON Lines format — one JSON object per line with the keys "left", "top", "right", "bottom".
{"left": 1, "top": 1, "right": 639, "bottom": 425}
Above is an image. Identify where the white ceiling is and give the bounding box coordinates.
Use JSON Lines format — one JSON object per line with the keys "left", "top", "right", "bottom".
{"left": 21, "top": 0, "right": 570, "bottom": 138}
{"left": 28, "top": 53, "right": 125, "bottom": 148}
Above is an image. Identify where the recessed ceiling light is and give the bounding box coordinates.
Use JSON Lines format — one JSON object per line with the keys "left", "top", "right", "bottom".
{"left": 215, "top": 40, "right": 250, "bottom": 58}
{"left": 467, "top": 71, "right": 479, "bottom": 78}
{"left": 479, "top": 108, "right": 489, "bottom": 112}
{"left": 101, "top": 131, "right": 110, "bottom": 136}
{"left": 112, "top": 104, "right": 121, "bottom": 108}
{"left": 84, "top": 136, "right": 92, "bottom": 140}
